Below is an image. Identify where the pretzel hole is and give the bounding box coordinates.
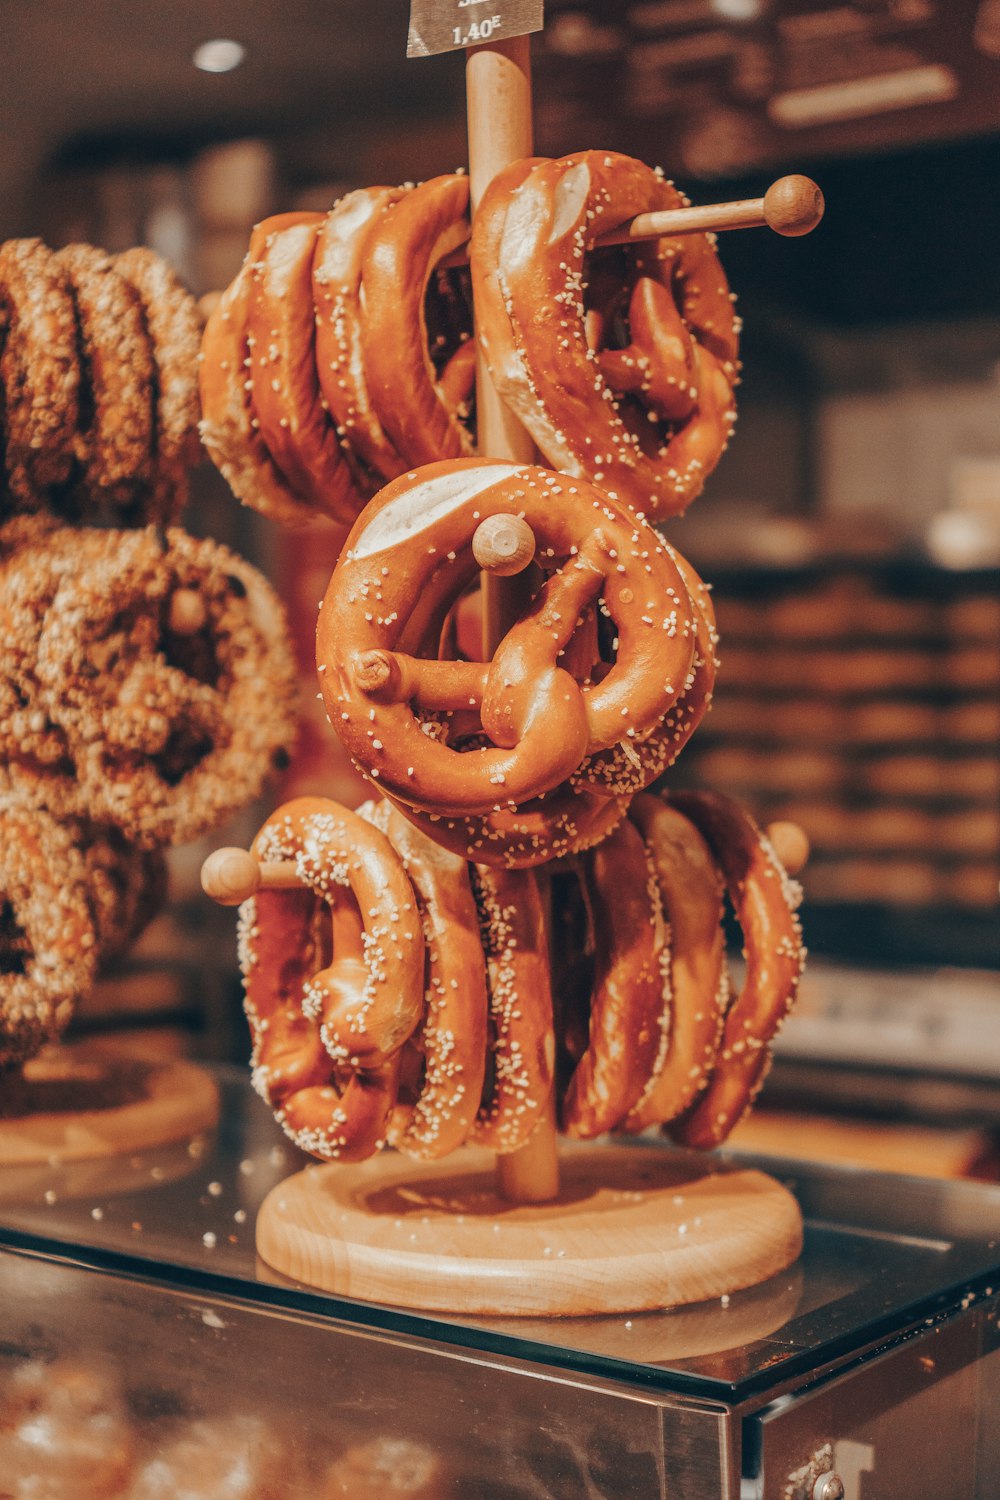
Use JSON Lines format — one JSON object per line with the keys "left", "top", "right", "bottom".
{"left": 161, "top": 601, "right": 220, "bottom": 689}
{"left": 154, "top": 725, "right": 214, "bottom": 786}
{"left": 426, "top": 263, "right": 476, "bottom": 432}
{"left": 0, "top": 900, "right": 32, "bottom": 976}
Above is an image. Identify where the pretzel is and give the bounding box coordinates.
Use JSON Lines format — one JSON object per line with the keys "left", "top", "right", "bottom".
{"left": 312, "top": 186, "right": 409, "bottom": 483}
{"left": 318, "top": 459, "right": 697, "bottom": 816}
{"left": 360, "top": 798, "right": 488, "bottom": 1158}
{"left": 239, "top": 797, "right": 425, "bottom": 1159}
{"left": 468, "top": 861, "right": 555, "bottom": 1153}
{"left": 574, "top": 546, "right": 718, "bottom": 798}
{"left": 359, "top": 174, "right": 475, "bottom": 467}
{"left": 78, "top": 823, "right": 168, "bottom": 965}
{"left": 470, "top": 151, "right": 739, "bottom": 519}
{"left": 664, "top": 791, "right": 804, "bottom": 1148}
{"left": 114, "top": 245, "right": 204, "bottom": 519}
{"left": 246, "top": 212, "right": 361, "bottom": 523}
{"left": 0, "top": 238, "right": 80, "bottom": 506}
{"left": 56, "top": 243, "right": 155, "bottom": 514}
{"left": 0, "top": 800, "right": 97, "bottom": 1070}
{"left": 1, "top": 525, "right": 296, "bottom": 847}
{"left": 559, "top": 817, "right": 670, "bottom": 1138}
{"left": 386, "top": 779, "right": 629, "bottom": 870}
{"left": 623, "top": 794, "right": 728, "bottom": 1131}
{"left": 199, "top": 213, "right": 352, "bottom": 528}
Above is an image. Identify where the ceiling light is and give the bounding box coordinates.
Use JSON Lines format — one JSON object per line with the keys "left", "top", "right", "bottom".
{"left": 193, "top": 39, "right": 246, "bottom": 74}
{"left": 710, "top": 0, "right": 763, "bottom": 20}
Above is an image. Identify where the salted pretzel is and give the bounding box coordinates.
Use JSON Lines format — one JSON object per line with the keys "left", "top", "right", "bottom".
{"left": 246, "top": 212, "right": 361, "bottom": 523}
{"left": 0, "top": 239, "right": 80, "bottom": 506}
{"left": 199, "top": 213, "right": 355, "bottom": 528}
{"left": 312, "top": 186, "right": 409, "bottom": 483}
{"left": 56, "top": 243, "right": 155, "bottom": 513}
{"left": 359, "top": 174, "right": 475, "bottom": 467}
{"left": 240, "top": 797, "right": 425, "bottom": 1160}
{"left": 387, "top": 780, "right": 629, "bottom": 870}
{"left": 115, "top": 245, "right": 204, "bottom": 519}
{"left": 2, "top": 525, "right": 296, "bottom": 847}
{"left": 468, "top": 861, "right": 555, "bottom": 1153}
{"left": 573, "top": 546, "right": 718, "bottom": 799}
{"left": 77, "top": 824, "right": 168, "bottom": 965}
{"left": 664, "top": 790, "right": 805, "bottom": 1149}
{"left": 623, "top": 794, "right": 728, "bottom": 1131}
{"left": 360, "top": 798, "right": 488, "bottom": 1158}
{"left": 559, "top": 817, "right": 670, "bottom": 1138}
{"left": 318, "top": 459, "right": 698, "bottom": 817}
{"left": 0, "top": 800, "right": 97, "bottom": 1070}
{"left": 470, "top": 151, "right": 739, "bottom": 519}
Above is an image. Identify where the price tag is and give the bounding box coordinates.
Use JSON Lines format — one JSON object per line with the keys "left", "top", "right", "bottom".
{"left": 407, "top": 0, "right": 544, "bottom": 59}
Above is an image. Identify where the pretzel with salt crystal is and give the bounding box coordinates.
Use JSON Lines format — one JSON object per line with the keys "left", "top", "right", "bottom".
{"left": 468, "top": 861, "right": 555, "bottom": 1153}
{"left": 240, "top": 797, "right": 425, "bottom": 1160}
{"left": 471, "top": 151, "right": 739, "bottom": 520}
{"left": 385, "top": 780, "right": 629, "bottom": 870}
{"left": 559, "top": 817, "right": 670, "bottom": 1138}
{"left": 199, "top": 213, "right": 357, "bottom": 528}
{"left": 0, "top": 239, "right": 80, "bottom": 507}
{"left": 359, "top": 174, "right": 475, "bottom": 468}
{"left": 360, "top": 798, "right": 488, "bottom": 1159}
{"left": 664, "top": 790, "right": 805, "bottom": 1149}
{"left": 317, "top": 459, "right": 697, "bottom": 817}
{"left": 0, "top": 800, "right": 97, "bottom": 1071}
{"left": 623, "top": 794, "right": 728, "bottom": 1132}
{"left": 246, "top": 213, "right": 361, "bottom": 523}
{"left": 313, "top": 186, "right": 410, "bottom": 485}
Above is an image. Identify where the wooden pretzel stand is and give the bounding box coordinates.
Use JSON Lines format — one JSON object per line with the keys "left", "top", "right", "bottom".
{"left": 0, "top": 1038, "right": 218, "bottom": 1169}
{"left": 204, "top": 19, "right": 822, "bottom": 1318}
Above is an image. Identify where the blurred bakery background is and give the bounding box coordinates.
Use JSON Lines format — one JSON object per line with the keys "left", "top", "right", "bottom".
{"left": 5, "top": 0, "right": 999, "bottom": 1176}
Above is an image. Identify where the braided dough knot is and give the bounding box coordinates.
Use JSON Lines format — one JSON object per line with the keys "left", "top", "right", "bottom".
{"left": 319, "top": 460, "right": 699, "bottom": 817}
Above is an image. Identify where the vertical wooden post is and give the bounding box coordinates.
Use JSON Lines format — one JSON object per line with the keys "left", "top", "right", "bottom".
{"left": 466, "top": 36, "right": 560, "bottom": 1204}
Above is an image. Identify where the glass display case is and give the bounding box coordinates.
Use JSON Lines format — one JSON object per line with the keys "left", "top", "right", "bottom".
{"left": 1, "top": 1067, "right": 999, "bottom": 1498}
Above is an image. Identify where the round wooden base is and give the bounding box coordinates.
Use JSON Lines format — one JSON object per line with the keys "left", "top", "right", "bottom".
{"left": 256, "top": 1143, "right": 803, "bottom": 1317}
{"left": 0, "top": 1039, "right": 219, "bottom": 1166}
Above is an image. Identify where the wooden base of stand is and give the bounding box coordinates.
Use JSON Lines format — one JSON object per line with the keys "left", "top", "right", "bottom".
{"left": 0, "top": 1039, "right": 219, "bottom": 1166}
{"left": 256, "top": 1143, "right": 802, "bottom": 1317}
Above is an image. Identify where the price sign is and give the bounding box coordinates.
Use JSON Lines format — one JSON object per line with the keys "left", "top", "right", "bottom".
{"left": 407, "top": 0, "right": 543, "bottom": 58}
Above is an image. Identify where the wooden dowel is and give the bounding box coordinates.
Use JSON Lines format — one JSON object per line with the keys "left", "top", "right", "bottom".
{"left": 467, "top": 35, "right": 559, "bottom": 1207}
{"left": 201, "top": 847, "right": 300, "bottom": 905}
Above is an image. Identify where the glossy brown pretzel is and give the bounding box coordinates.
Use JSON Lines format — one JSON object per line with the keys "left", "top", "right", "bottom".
{"left": 317, "top": 459, "right": 699, "bottom": 818}
{"left": 471, "top": 151, "right": 739, "bottom": 519}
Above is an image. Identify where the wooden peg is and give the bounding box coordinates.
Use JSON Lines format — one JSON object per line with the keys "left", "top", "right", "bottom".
{"left": 167, "top": 587, "right": 207, "bottom": 636}
{"left": 600, "top": 174, "right": 824, "bottom": 247}
{"left": 201, "top": 847, "right": 300, "bottom": 905}
{"left": 472, "top": 513, "right": 536, "bottom": 575}
{"left": 765, "top": 820, "right": 811, "bottom": 877}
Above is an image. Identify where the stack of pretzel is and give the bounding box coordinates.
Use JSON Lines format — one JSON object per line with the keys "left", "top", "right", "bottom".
{"left": 0, "top": 242, "right": 299, "bottom": 1074}
{"left": 201, "top": 150, "right": 805, "bottom": 1163}
{"left": 198, "top": 152, "right": 738, "bottom": 529}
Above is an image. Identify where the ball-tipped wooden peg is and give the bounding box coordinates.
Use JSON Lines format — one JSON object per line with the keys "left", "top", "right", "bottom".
{"left": 765, "top": 820, "right": 811, "bottom": 877}
{"left": 201, "top": 847, "right": 261, "bottom": 905}
{"left": 168, "top": 587, "right": 207, "bottom": 636}
{"left": 472, "top": 514, "right": 536, "bottom": 576}
{"left": 762, "top": 175, "right": 825, "bottom": 238}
